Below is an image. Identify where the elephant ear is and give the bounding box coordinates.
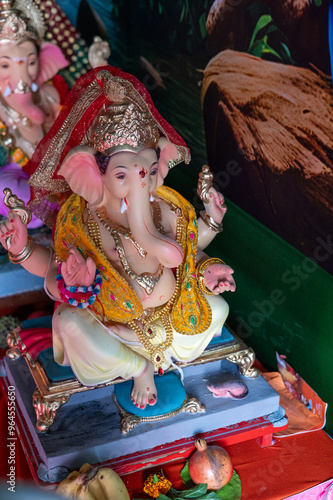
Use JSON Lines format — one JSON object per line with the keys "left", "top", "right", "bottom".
{"left": 157, "top": 138, "right": 178, "bottom": 187}
{"left": 58, "top": 146, "right": 104, "bottom": 206}
{"left": 36, "top": 42, "right": 69, "bottom": 85}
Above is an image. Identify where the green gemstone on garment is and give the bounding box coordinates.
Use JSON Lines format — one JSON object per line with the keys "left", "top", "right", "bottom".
{"left": 190, "top": 315, "right": 197, "bottom": 326}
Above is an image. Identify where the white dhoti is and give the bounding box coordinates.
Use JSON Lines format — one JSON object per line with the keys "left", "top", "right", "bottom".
{"left": 52, "top": 294, "right": 229, "bottom": 387}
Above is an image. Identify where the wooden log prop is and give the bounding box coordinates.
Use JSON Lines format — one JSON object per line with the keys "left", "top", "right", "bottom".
{"left": 202, "top": 49, "right": 333, "bottom": 273}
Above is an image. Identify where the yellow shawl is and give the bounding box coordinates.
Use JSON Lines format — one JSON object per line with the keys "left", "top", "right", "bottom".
{"left": 54, "top": 186, "right": 212, "bottom": 335}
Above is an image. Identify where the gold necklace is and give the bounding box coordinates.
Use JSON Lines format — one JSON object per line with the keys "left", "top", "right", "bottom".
{"left": 91, "top": 206, "right": 164, "bottom": 296}
{"left": 128, "top": 208, "right": 184, "bottom": 372}
{"left": 96, "top": 205, "right": 147, "bottom": 258}
{"left": 86, "top": 210, "right": 104, "bottom": 254}
{"left": 151, "top": 199, "right": 164, "bottom": 233}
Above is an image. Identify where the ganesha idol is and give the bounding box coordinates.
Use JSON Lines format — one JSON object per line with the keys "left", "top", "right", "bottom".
{"left": 0, "top": 66, "right": 235, "bottom": 410}
{"left": 0, "top": 0, "right": 68, "bottom": 227}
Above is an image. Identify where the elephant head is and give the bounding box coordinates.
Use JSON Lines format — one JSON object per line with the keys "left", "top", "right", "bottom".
{"left": 58, "top": 142, "right": 184, "bottom": 268}
{"left": 0, "top": 0, "right": 68, "bottom": 129}
{"left": 0, "top": 40, "right": 68, "bottom": 126}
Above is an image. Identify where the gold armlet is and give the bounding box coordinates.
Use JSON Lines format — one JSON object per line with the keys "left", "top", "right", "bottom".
{"left": 200, "top": 210, "right": 223, "bottom": 233}
{"left": 196, "top": 257, "right": 225, "bottom": 296}
{"left": 9, "top": 236, "right": 36, "bottom": 264}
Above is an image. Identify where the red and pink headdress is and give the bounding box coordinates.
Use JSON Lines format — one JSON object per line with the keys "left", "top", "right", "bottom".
{"left": 28, "top": 65, "right": 190, "bottom": 228}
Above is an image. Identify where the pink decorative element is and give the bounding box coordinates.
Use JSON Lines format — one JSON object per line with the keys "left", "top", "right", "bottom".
{"left": 110, "top": 294, "right": 115, "bottom": 301}
{"left": 284, "top": 478, "right": 333, "bottom": 499}
{"left": 62, "top": 240, "right": 68, "bottom": 247}
{"left": 58, "top": 148, "right": 104, "bottom": 207}
{"left": 190, "top": 232, "right": 194, "bottom": 240}
{"left": 157, "top": 141, "right": 178, "bottom": 186}
{"left": 207, "top": 380, "right": 248, "bottom": 399}
{"left": 181, "top": 304, "right": 183, "bottom": 310}
{"left": 36, "top": 42, "right": 68, "bottom": 86}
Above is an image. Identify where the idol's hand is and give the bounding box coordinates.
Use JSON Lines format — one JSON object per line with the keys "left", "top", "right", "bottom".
{"left": 61, "top": 245, "right": 96, "bottom": 287}
{"left": 0, "top": 212, "right": 28, "bottom": 254}
{"left": 203, "top": 187, "right": 227, "bottom": 224}
{"left": 204, "top": 263, "right": 236, "bottom": 295}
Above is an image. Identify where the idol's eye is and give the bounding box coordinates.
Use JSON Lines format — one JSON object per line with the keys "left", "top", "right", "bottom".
{"left": 150, "top": 167, "right": 158, "bottom": 176}
{"left": 115, "top": 172, "right": 126, "bottom": 180}
{"left": 0, "top": 63, "right": 9, "bottom": 69}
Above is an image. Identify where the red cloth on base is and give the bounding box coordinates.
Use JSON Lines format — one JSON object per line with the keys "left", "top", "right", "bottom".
{"left": 121, "top": 432, "right": 333, "bottom": 500}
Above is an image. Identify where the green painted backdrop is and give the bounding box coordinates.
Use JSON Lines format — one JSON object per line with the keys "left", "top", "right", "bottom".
{"left": 167, "top": 164, "right": 333, "bottom": 437}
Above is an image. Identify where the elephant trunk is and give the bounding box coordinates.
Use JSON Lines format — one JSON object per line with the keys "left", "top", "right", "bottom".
{"left": 126, "top": 188, "right": 183, "bottom": 269}
{"left": 12, "top": 92, "right": 45, "bottom": 125}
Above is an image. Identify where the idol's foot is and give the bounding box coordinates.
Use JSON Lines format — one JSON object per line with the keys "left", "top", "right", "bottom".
{"left": 131, "top": 361, "right": 157, "bottom": 409}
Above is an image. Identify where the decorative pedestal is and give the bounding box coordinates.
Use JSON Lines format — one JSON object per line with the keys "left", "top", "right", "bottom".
{"left": 5, "top": 321, "right": 259, "bottom": 432}
{"left": 1, "top": 353, "right": 283, "bottom": 485}
{"left": 0, "top": 320, "right": 286, "bottom": 486}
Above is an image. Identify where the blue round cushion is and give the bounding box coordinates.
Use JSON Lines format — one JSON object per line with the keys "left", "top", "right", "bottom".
{"left": 114, "top": 371, "right": 186, "bottom": 417}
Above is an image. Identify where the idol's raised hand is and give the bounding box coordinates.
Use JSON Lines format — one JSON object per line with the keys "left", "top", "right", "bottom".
{"left": 61, "top": 246, "right": 96, "bottom": 287}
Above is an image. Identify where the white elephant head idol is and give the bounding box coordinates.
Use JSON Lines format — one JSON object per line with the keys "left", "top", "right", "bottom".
{"left": 1, "top": 66, "right": 234, "bottom": 410}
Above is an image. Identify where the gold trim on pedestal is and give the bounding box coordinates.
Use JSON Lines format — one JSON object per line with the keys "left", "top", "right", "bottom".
{"left": 32, "top": 388, "right": 71, "bottom": 432}
{"left": 5, "top": 348, "right": 21, "bottom": 360}
{"left": 6, "top": 326, "right": 36, "bottom": 367}
{"left": 7, "top": 328, "right": 22, "bottom": 359}
{"left": 226, "top": 348, "right": 259, "bottom": 378}
{"left": 174, "top": 327, "right": 258, "bottom": 378}
{"left": 113, "top": 393, "right": 206, "bottom": 435}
